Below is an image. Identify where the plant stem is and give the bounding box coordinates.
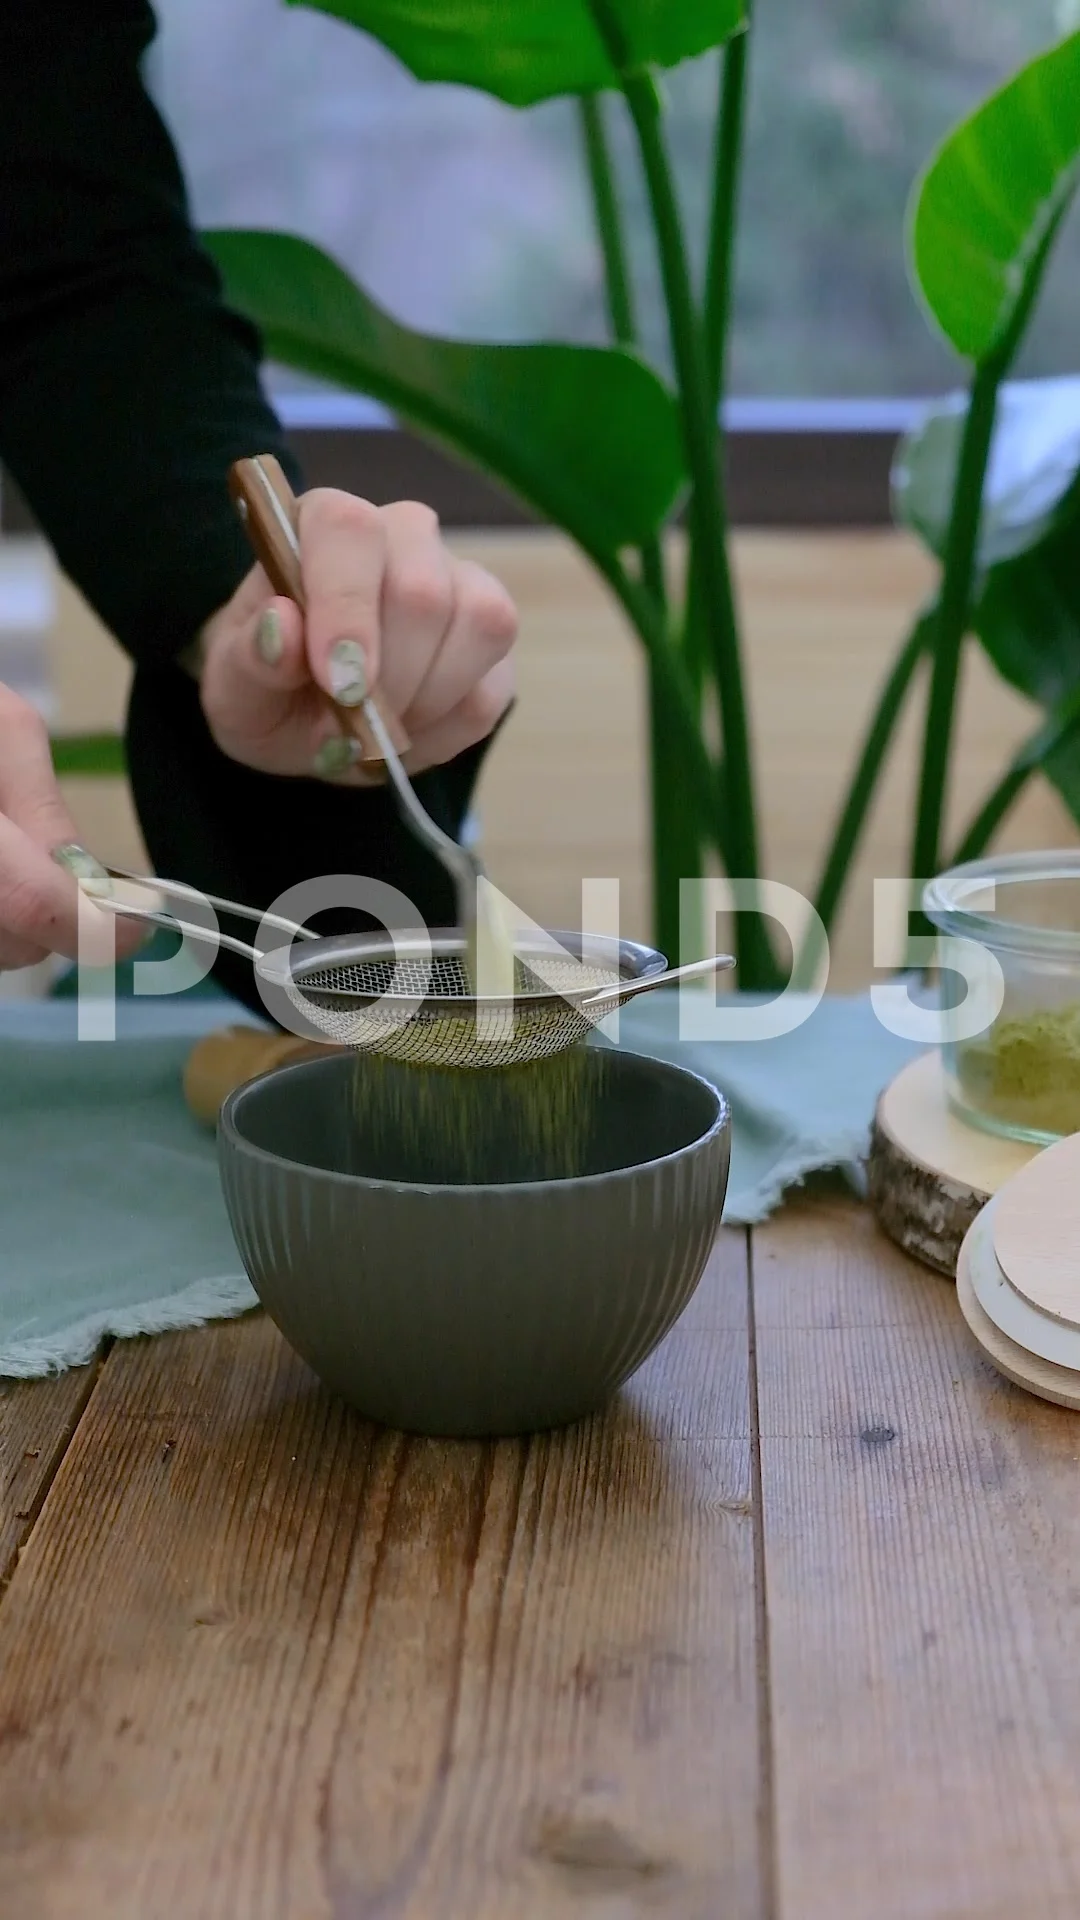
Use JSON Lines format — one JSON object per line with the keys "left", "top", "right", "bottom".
{"left": 579, "top": 93, "right": 637, "bottom": 348}
{"left": 579, "top": 91, "right": 695, "bottom": 958}
{"left": 627, "top": 79, "right": 774, "bottom": 982}
{"left": 648, "top": 665, "right": 703, "bottom": 959}
{"left": 683, "top": 19, "right": 752, "bottom": 693}
{"left": 577, "top": 93, "right": 666, "bottom": 610}
{"left": 948, "top": 769, "right": 1030, "bottom": 869}
{"left": 910, "top": 359, "right": 1001, "bottom": 881}
{"left": 596, "top": 547, "right": 727, "bottom": 856}
{"left": 948, "top": 688, "right": 1080, "bottom": 867}
{"left": 587, "top": 9, "right": 772, "bottom": 983}
{"left": 618, "top": 82, "right": 743, "bottom": 775}
{"left": 703, "top": 21, "right": 751, "bottom": 406}
{"left": 794, "top": 608, "right": 930, "bottom": 987}
{"left": 909, "top": 187, "right": 1071, "bottom": 897}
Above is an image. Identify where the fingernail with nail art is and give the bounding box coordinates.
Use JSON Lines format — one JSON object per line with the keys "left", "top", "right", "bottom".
{"left": 52, "top": 843, "right": 113, "bottom": 898}
{"left": 255, "top": 608, "right": 284, "bottom": 666}
{"left": 313, "top": 735, "right": 362, "bottom": 779}
{"left": 327, "top": 639, "right": 368, "bottom": 707}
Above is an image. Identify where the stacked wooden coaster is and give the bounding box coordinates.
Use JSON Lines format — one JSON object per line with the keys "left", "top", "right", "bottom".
{"left": 868, "top": 1049, "right": 1038, "bottom": 1277}
{"left": 956, "top": 1135, "right": 1080, "bottom": 1409}
{"left": 867, "top": 1051, "right": 1080, "bottom": 1407}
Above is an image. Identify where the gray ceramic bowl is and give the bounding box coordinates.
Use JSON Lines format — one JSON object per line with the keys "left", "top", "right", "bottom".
{"left": 218, "top": 1048, "right": 730, "bottom": 1437}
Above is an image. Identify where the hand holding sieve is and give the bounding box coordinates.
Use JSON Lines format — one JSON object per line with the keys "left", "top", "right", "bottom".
{"left": 228, "top": 454, "right": 485, "bottom": 951}
{"left": 52, "top": 852, "right": 735, "bottom": 1070}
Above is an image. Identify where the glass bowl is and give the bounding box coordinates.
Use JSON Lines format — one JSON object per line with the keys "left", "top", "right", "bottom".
{"left": 923, "top": 850, "right": 1080, "bottom": 1145}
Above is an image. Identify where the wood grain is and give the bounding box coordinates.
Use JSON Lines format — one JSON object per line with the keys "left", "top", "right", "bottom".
{"left": 0, "top": 1362, "right": 101, "bottom": 1594}
{"left": 0, "top": 1233, "right": 760, "bottom": 1920}
{"left": 753, "top": 1194, "right": 1080, "bottom": 1920}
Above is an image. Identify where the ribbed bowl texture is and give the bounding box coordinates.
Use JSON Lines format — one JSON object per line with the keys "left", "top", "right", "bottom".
{"left": 218, "top": 1048, "right": 730, "bottom": 1437}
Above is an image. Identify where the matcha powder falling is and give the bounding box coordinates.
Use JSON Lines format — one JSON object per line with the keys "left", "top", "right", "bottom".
{"left": 350, "top": 1044, "right": 611, "bottom": 1186}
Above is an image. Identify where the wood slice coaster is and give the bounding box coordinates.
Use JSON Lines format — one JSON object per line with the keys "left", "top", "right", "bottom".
{"left": 966, "top": 1198, "right": 1080, "bottom": 1371}
{"left": 993, "top": 1132, "right": 1080, "bottom": 1329}
{"left": 868, "top": 1050, "right": 1039, "bottom": 1278}
{"left": 956, "top": 1207, "right": 1080, "bottom": 1411}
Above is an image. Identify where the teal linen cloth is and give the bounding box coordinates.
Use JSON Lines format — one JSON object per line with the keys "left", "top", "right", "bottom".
{"left": 0, "top": 992, "right": 922, "bottom": 1378}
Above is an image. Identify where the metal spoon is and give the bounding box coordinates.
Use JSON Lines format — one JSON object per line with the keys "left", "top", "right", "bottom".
{"left": 229, "top": 455, "right": 484, "bottom": 951}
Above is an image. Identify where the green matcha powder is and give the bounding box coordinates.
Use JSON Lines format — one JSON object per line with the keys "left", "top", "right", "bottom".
{"left": 957, "top": 1002, "right": 1080, "bottom": 1137}
{"left": 350, "top": 1043, "right": 609, "bottom": 1185}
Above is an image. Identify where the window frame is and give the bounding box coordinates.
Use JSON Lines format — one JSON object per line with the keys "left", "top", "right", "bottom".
{"left": 284, "top": 421, "right": 900, "bottom": 527}
{"left": 1, "top": 401, "right": 910, "bottom": 534}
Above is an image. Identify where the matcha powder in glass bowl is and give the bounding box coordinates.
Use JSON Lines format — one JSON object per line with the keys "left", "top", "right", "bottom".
{"left": 955, "top": 1003, "right": 1080, "bottom": 1140}
{"left": 924, "top": 850, "right": 1080, "bottom": 1144}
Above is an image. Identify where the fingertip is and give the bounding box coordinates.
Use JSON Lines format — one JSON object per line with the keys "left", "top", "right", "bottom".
{"left": 253, "top": 598, "right": 305, "bottom": 681}
{"left": 267, "top": 594, "right": 304, "bottom": 640}
{"left": 324, "top": 637, "right": 373, "bottom": 708}
{"left": 48, "top": 852, "right": 151, "bottom": 964}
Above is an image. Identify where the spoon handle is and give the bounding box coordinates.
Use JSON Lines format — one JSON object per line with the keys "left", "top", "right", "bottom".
{"left": 228, "top": 454, "right": 410, "bottom": 770}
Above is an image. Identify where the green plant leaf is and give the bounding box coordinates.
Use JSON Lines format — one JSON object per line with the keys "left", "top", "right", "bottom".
{"left": 893, "top": 377, "right": 1080, "bottom": 567}
{"left": 978, "top": 519, "right": 1080, "bottom": 709}
{"left": 949, "top": 682, "right": 1080, "bottom": 866}
{"left": 207, "top": 229, "right": 684, "bottom": 554}
{"left": 290, "top": 0, "right": 745, "bottom": 107}
{"left": 50, "top": 733, "right": 126, "bottom": 777}
{"left": 976, "top": 521, "right": 1080, "bottom": 819}
{"left": 908, "top": 28, "right": 1080, "bottom": 362}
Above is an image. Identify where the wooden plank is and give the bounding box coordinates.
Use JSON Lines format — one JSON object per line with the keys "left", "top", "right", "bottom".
{"left": 753, "top": 1194, "right": 1080, "bottom": 1920}
{"left": 0, "top": 1234, "right": 760, "bottom": 1920}
{"left": 0, "top": 1361, "right": 100, "bottom": 1595}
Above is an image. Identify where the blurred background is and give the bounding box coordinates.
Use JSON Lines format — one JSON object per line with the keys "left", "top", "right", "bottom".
{"left": 3, "top": 0, "right": 1079, "bottom": 993}
{"left": 151, "top": 0, "right": 1079, "bottom": 397}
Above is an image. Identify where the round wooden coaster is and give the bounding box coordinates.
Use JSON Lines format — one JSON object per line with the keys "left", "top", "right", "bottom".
{"left": 992, "top": 1132, "right": 1080, "bottom": 1329}
{"left": 966, "top": 1197, "right": 1080, "bottom": 1371}
{"left": 956, "top": 1216, "right": 1080, "bottom": 1411}
{"left": 868, "top": 1050, "right": 1039, "bottom": 1277}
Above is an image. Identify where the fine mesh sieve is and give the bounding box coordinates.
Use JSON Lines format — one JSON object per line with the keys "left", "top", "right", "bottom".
{"left": 70, "top": 866, "right": 734, "bottom": 1070}
{"left": 261, "top": 928, "right": 698, "bottom": 1069}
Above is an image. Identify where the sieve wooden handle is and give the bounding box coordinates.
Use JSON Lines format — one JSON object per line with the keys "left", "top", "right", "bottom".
{"left": 228, "top": 455, "right": 410, "bottom": 770}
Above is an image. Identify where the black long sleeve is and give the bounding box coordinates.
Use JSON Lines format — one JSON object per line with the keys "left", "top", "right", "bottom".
{"left": 0, "top": 0, "right": 488, "bottom": 1013}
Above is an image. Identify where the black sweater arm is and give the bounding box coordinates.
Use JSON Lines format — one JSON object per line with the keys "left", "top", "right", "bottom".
{"left": 0, "top": 1, "right": 490, "bottom": 1014}
{"left": 0, "top": 0, "right": 297, "bottom": 668}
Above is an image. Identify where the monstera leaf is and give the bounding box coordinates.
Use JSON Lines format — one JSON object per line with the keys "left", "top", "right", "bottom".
{"left": 909, "top": 28, "right": 1080, "bottom": 363}
{"left": 207, "top": 229, "right": 685, "bottom": 556}
{"left": 976, "top": 519, "right": 1080, "bottom": 819}
{"left": 290, "top": 0, "right": 746, "bottom": 107}
{"left": 893, "top": 377, "right": 1080, "bottom": 568}
{"left": 978, "top": 519, "right": 1080, "bottom": 710}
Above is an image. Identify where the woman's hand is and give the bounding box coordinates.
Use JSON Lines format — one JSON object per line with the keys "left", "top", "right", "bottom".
{"left": 0, "top": 688, "right": 142, "bottom": 969}
{"left": 195, "top": 491, "right": 518, "bottom": 782}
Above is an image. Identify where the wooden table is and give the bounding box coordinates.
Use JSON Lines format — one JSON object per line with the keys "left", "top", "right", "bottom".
{"left": 2, "top": 1192, "right": 1080, "bottom": 1919}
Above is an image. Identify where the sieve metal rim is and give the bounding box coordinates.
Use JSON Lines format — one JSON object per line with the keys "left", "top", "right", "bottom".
{"left": 256, "top": 927, "right": 667, "bottom": 1012}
